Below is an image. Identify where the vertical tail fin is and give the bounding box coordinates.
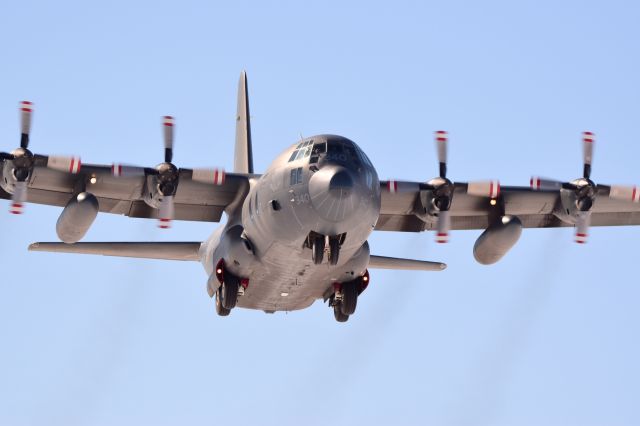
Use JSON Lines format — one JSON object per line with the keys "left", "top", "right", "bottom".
{"left": 234, "top": 70, "right": 253, "bottom": 174}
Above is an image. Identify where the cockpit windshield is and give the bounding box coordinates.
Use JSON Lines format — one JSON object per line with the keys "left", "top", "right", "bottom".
{"left": 288, "top": 140, "right": 314, "bottom": 162}
{"left": 289, "top": 138, "right": 372, "bottom": 169}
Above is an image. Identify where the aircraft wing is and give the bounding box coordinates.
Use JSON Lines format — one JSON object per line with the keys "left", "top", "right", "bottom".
{"left": 0, "top": 158, "right": 251, "bottom": 222}
{"left": 377, "top": 181, "right": 640, "bottom": 232}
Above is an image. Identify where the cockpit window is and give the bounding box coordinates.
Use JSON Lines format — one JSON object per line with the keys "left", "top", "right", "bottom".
{"left": 288, "top": 140, "right": 314, "bottom": 162}
{"left": 325, "top": 140, "right": 361, "bottom": 166}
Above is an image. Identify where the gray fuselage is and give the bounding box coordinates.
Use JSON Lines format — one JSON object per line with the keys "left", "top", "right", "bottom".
{"left": 201, "top": 135, "right": 380, "bottom": 312}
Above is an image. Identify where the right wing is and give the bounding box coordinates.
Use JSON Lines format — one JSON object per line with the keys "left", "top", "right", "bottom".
{"left": 0, "top": 159, "right": 252, "bottom": 222}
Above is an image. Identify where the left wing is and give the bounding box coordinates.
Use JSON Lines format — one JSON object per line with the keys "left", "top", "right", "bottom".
{"left": 377, "top": 182, "right": 640, "bottom": 232}
{"left": 377, "top": 130, "right": 640, "bottom": 243}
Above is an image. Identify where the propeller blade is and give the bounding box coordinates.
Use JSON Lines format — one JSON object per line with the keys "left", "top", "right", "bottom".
{"left": 609, "top": 185, "right": 640, "bottom": 203}
{"left": 192, "top": 168, "right": 226, "bottom": 185}
{"left": 435, "top": 130, "right": 448, "bottom": 178}
{"left": 111, "top": 163, "right": 146, "bottom": 177}
{"left": 530, "top": 176, "right": 563, "bottom": 191}
{"left": 575, "top": 211, "right": 590, "bottom": 244}
{"left": 20, "top": 101, "right": 33, "bottom": 149}
{"left": 47, "top": 156, "right": 82, "bottom": 174}
{"left": 163, "top": 116, "right": 174, "bottom": 163}
{"left": 0, "top": 152, "right": 14, "bottom": 161}
{"left": 583, "top": 131, "right": 594, "bottom": 179}
{"left": 158, "top": 195, "right": 174, "bottom": 229}
{"left": 467, "top": 180, "right": 500, "bottom": 198}
{"left": 10, "top": 181, "right": 27, "bottom": 214}
{"left": 435, "top": 209, "right": 450, "bottom": 243}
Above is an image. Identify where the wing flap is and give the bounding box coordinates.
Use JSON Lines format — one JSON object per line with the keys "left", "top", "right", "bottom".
{"left": 28, "top": 242, "right": 202, "bottom": 261}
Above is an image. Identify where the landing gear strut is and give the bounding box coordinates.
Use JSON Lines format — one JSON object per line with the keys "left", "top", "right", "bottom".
{"left": 329, "top": 272, "right": 369, "bottom": 323}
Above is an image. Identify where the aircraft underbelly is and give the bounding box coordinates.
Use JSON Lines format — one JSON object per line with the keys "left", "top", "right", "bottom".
{"left": 235, "top": 240, "right": 368, "bottom": 312}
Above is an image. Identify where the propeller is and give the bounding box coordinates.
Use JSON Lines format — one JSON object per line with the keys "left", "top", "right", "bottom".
{"left": 156, "top": 116, "right": 179, "bottom": 228}
{"left": 0, "top": 102, "right": 82, "bottom": 214}
{"left": 431, "top": 131, "right": 453, "bottom": 243}
{"left": 531, "top": 132, "right": 597, "bottom": 243}
{"left": 425, "top": 131, "right": 500, "bottom": 243}
{"left": 9, "top": 102, "right": 35, "bottom": 214}
{"left": 111, "top": 116, "right": 226, "bottom": 228}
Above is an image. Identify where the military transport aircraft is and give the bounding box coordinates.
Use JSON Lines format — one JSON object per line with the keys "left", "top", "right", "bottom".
{"left": 2, "top": 72, "right": 640, "bottom": 322}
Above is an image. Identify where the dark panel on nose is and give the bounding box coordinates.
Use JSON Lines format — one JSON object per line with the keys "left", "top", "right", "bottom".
{"left": 329, "top": 169, "right": 353, "bottom": 196}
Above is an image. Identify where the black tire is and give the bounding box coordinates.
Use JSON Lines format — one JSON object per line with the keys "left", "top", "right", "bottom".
{"left": 220, "top": 274, "right": 239, "bottom": 309}
{"left": 312, "top": 235, "right": 324, "bottom": 265}
{"left": 215, "top": 289, "right": 231, "bottom": 316}
{"left": 333, "top": 303, "right": 349, "bottom": 322}
{"left": 340, "top": 281, "right": 358, "bottom": 315}
{"left": 328, "top": 237, "right": 340, "bottom": 266}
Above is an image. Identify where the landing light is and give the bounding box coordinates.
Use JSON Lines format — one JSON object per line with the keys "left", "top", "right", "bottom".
{"left": 216, "top": 268, "right": 223, "bottom": 274}
{"left": 89, "top": 176, "right": 97, "bottom": 185}
{"left": 363, "top": 275, "right": 369, "bottom": 282}
{"left": 490, "top": 198, "right": 497, "bottom": 206}
{"left": 280, "top": 292, "right": 289, "bottom": 297}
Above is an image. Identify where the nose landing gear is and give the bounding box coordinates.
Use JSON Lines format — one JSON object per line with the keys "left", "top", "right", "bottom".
{"left": 307, "top": 232, "right": 345, "bottom": 265}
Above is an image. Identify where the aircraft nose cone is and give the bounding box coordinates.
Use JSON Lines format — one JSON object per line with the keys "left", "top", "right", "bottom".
{"left": 309, "top": 166, "right": 358, "bottom": 222}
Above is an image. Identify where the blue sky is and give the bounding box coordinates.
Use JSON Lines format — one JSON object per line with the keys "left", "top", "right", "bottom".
{"left": 1, "top": 1, "right": 640, "bottom": 425}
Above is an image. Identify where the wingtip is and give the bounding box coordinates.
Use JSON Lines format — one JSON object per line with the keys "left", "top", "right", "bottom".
{"left": 439, "top": 263, "right": 447, "bottom": 271}
{"left": 28, "top": 242, "right": 40, "bottom": 251}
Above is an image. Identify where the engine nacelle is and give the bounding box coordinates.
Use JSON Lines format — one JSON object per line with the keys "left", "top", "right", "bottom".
{"left": 473, "top": 215, "right": 522, "bottom": 265}
{"left": 56, "top": 192, "right": 99, "bottom": 244}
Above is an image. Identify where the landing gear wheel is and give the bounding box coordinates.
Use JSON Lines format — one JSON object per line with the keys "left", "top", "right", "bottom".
{"left": 311, "top": 235, "right": 325, "bottom": 265}
{"left": 333, "top": 303, "right": 349, "bottom": 322}
{"left": 215, "top": 289, "right": 231, "bottom": 316}
{"left": 328, "top": 237, "right": 340, "bottom": 266}
{"left": 220, "top": 274, "right": 239, "bottom": 309}
{"left": 340, "top": 281, "right": 358, "bottom": 315}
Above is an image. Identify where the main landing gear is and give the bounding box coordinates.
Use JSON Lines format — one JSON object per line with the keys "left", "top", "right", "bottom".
{"left": 329, "top": 271, "right": 369, "bottom": 323}
{"left": 308, "top": 232, "right": 344, "bottom": 266}
{"left": 213, "top": 260, "right": 248, "bottom": 317}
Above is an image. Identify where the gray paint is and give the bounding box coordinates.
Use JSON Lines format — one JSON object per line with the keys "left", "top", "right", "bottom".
{"left": 473, "top": 215, "right": 523, "bottom": 265}
{"left": 56, "top": 192, "right": 99, "bottom": 244}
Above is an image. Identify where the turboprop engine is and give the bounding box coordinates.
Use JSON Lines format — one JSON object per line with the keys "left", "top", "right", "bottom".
{"left": 473, "top": 215, "right": 522, "bottom": 265}
{"left": 56, "top": 192, "right": 99, "bottom": 244}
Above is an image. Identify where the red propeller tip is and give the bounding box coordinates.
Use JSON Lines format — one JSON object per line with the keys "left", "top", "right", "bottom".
{"left": 575, "top": 233, "right": 588, "bottom": 244}
{"left": 158, "top": 218, "right": 172, "bottom": 229}
{"left": 20, "top": 101, "right": 33, "bottom": 112}
{"left": 582, "top": 132, "right": 594, "bottom": 143}
{"left": 9, "top": 203, "right": 24, "bottom": 214}
{"left": 435, "top": 130, "right": 448, "bottom": 142}
{"left": 387, "top": 180, "right": 398, "bottom": 193}
{"left": 436, "top": 232, "right": 449, "bottom": 243}
{"left": 163, "top": 116, "right": 174, "bottom": 126}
